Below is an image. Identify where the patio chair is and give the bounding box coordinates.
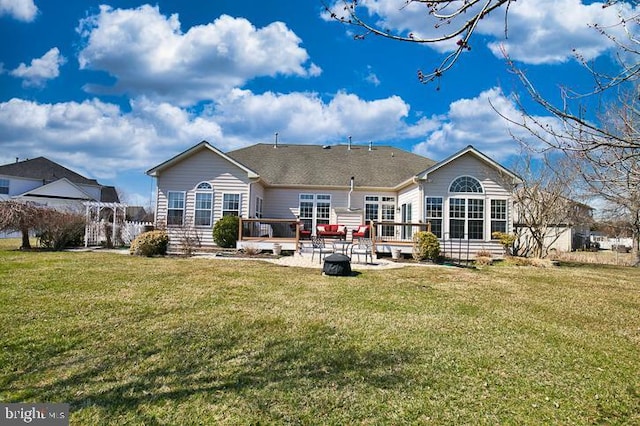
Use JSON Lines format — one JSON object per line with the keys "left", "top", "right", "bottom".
{"left": 311, "top": 237, "right": 334, "bottom": 264}
{"left": 350, "top": 238, "right": 373, "bottom": 264}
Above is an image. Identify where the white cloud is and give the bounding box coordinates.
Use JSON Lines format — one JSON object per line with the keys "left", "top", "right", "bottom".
{"left": 484, "top": 0, "right": 637, "bottom": 64}
{"left": 0, "top": 97, "right": 223, "bottom": 180}
{"left": 412, "top": 87, "right": 558, "bottom": 161}
{"left": 0, "top": 88, "right": 421, "bottom": 180}
{"left": 325, "top": 0, "right": 638, "bottom": 65}
{"left": 10, "top": 48, "right": 66, "bottom": 87}
{"left": 0, "top": 0, "right": 38, "bottom": 22}
{"left": 77, "top": 5, "right": 321, "bottom": 105}
{"left": 210, "top": 89, "right": 412, "bottom": 147}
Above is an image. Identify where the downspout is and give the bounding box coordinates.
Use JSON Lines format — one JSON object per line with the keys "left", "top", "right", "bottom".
{"left": 348, "top": 176, "right": 354, "bottom": 210}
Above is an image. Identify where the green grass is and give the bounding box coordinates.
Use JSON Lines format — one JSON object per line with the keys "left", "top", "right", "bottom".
{"left": 1, "top": 239, "right": 639, "bottom": 425}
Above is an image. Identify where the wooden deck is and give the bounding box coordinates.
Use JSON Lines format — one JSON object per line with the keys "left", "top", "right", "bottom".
{"left": 236, "top": 218, "right": 506, "bottom": 259}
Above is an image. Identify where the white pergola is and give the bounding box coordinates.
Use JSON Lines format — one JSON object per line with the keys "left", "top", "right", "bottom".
{"left": 84, "top": 201, "right": 128, "bottom": 247}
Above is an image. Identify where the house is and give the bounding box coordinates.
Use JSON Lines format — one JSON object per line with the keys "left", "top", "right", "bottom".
{"left": 0, "top": 156, "right": 120, "bottom": 208}
{"left": 147, "top": 141, "right": 521, "bottom": 257}
{"left": 513, "top": 190, "right": 594, "bottom": 256}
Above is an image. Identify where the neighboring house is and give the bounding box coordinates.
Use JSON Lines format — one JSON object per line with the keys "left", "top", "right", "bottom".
{"left": 0, "top": 157, "right": 120, "bottom": 209}
{"left": 148, "top": 141, "right": 521, "bottom": 257}
{"left": 514, "top": 193, "right": 593, "bottom": 255}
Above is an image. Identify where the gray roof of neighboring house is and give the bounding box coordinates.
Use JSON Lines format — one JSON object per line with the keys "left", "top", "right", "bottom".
{"left": 100, "top": 186, "right": 120, "bottom": 203}
{"left": 227, "top": 143, "right": 436, "bottom": 188}
{"left": 0, "top": 157, "right": 120, "bottom": 203}
{"left": 0, "top": 157, "right": 99, "bottom": 185}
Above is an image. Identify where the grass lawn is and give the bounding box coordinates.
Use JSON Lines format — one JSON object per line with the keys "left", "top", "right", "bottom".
{"left": 1, "top": 240, "right": 639, "bottom": 425}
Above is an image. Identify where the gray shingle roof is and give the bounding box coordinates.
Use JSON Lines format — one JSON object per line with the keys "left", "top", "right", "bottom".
{"left": 227, "top": 144, "right": 436, "bottom": 188}
{"left": 0, "top": 157, "right": 120, "bottom": 203}
{"left": 0, "top": 157, "right": 99, "bottom": 186}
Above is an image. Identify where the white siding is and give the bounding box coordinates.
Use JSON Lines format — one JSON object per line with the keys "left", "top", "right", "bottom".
{"left": 78, "top": 184, "right": 102, "bottom": 201}
{"left": 0, "top": 176, "right": 43, "bottom": 197}
{"left": 398, "top": 184, "right": 421, "bottom": 223}
{"left": 155, "top": 149, "right": 252, "bottom": 246}
{"left": 250, "top": 183, "right": 265, "bottom": 217}
{"left": 425, "top": 154, "right": 511, "bottom": 197}
{"left": 423, "top": 153, "right": 513, "bottom": 241}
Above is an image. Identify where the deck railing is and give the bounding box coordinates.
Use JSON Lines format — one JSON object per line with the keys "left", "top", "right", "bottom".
{"left": 370, "top": 221, "right": 431, "bottom": 243}
{"left": 239, "top": 218, "right": 301, "bottom": 241}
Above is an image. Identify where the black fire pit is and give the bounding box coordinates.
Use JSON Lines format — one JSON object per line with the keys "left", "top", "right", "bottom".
{"left": 322, "top": 253, "right": 352, "bottom": 276}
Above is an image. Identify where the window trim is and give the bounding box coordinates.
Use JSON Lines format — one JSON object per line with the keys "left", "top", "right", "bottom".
{"left": 166, "top": 191, "right": 186, "bottom": 226}
{"left": 222, "top": 193, "right": 241, "bottom": 217}
{"left": 490, "top": 199, "right": 508, "bottom": 236}
{"left": 298, "top": 193, "right": 331, "bottom": 232}
{"left": 0, "top": 178, "right": 9, "bottom": 195}
{"left": 365, "top": 194, "right": 396, "bottom": 237}
{"left": 449, "top": 175, "right": 484, "bottom": 194}
{"left": 425, "top": 196, "right": 443, "bottom": 238}
{"left": 194, "top": 183, "right": 213, "bottom": 227}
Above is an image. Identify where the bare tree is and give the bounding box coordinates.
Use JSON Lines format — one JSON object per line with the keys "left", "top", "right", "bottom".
{"left": 324, "top": 0, "right": 515, "bottom": 83}
{"left": 511, "top": 153, "right": 593, "bottom": 258}
{"left": 574, "top": 93, "right": 640, "bottom": 264}
{"left": 324, "top": 1, "right": 636, "bottom": 86}
{"left": 0, "top": 201, "right": 44, "bottom": 249}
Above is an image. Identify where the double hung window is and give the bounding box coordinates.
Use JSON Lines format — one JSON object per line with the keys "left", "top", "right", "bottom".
{"left": 167, "top": 191, "right": 185, "bottom": 226}
{"left": 425, "top": 197, "right": 443, "bottom": 238}
{"left": 491, "top": 200, "right": 507, "bottom": 234}
{"left": 223, "top": 194, "right": 241, "bottom": 216}
{"left": 194, "top": 182, "right": 213, "bottom": 227}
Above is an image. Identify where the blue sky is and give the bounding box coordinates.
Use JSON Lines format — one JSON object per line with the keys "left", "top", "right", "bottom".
{"left": 0, "top": 0, "right": 635, "bottom": 206}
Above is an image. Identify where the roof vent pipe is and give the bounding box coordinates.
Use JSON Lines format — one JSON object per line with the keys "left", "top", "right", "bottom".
{"left": 348, "top": 135, "right": 352, "bottom": 150}
{"left": 274, "top": 132, "right": 279, "bottom": 148}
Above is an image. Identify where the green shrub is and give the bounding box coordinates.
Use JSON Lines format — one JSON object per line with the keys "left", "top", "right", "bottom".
{"left": 130, "top": 230, "right": 169, "bottom": 256}
{"left": 412, "top": 231, "right": 440, "bottom": 261}
{"left": 213, "top": 215, "right": 240, "bottom": 248}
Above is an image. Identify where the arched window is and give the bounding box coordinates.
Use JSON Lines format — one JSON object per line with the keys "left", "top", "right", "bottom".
{"left": 196, "top": 182, "right": 212, "bottom": 190}
{"left": 449, "top": 176, "right": 483, "bottom": 193}
{"left": 194, "top": 182, "right": 213, "bottom": 226}
{"left": 448, "top": 176, "right": 484, "bottom": 239}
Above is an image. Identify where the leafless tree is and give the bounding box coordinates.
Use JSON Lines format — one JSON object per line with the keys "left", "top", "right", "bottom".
{"left": 324, "top": 1, "right": 636, "bottom": 86}
{"left": 324, "top": 0, "right": 514, "bottom": 83}
{"left": 576, "top": 93, "right": 640, "bottom": 264}
{"left": 0, "top": 201, "right": 44, "bottom": 249}
{"left": 511, "top": 153, "right": 593, "bottom": 258}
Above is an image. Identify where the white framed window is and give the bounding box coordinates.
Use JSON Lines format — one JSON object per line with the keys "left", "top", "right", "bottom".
{"left": 0, "top": 178, "right": 9, "bottom": 195}
{"left": 468, "top": 199, "right": 484, "bottom": 240}
{"left": 365, "top": 195, "right": 396, "bottom": 237}
{"left": 491, "top": 199, "right": 508, "bottom": 234}
{"left": 449, "top": 176, "right": 483, "bottom": 193}
{"left": 167, "top": 191, "right": 185, "bottom": 226}
{"left": 299, "top": 193, "right": 331, "bottom": 231}
{"left": 425, "top": 197, "right": 443, "bottom": 238}
{"left": 223, "top": 193, "right": 241, "bottom": 216}
{"left": 255, "top": 196, "right": 263, "bottom": 219}
{"left": 192, "top": 182, "right": 213, "bottom": 227}
{"left": 448, "top": 176, "right": 485, "bottom": 240}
